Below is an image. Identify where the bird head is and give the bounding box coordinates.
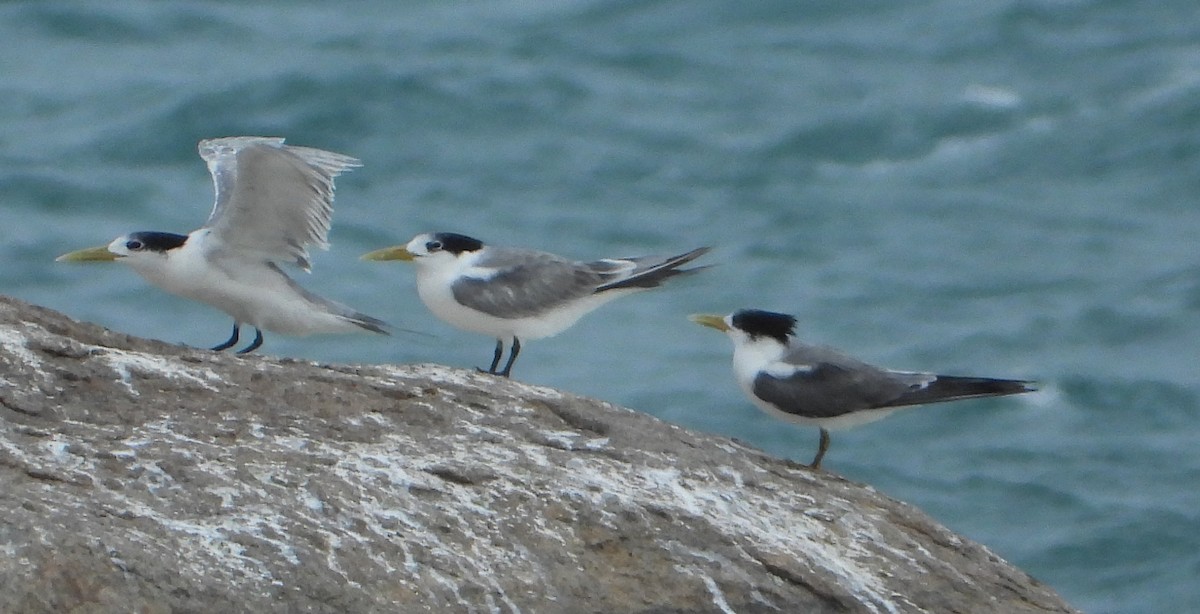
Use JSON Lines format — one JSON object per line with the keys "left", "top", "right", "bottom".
{"left": 361, "top": 232, "right": 484, "bottom": 266}
{"left": 57, "top": 231, "right": 188, "bottom": 266}
{"left": 691, "top": 309, "right": 796, "bottom": 346}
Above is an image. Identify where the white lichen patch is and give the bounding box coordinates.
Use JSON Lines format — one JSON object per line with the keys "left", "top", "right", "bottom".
{"left": 206, "top": 486, "right": 242, "bottom": 510}
{"left": 388, "top": 363, "right": 564, "bottom": 403}
{"left": 118, "top": 501, "right": 284, "bottom": 583}
{"left": 576, "top": 436, "right": 610, "bottom": 451}
{"left": 0, "top": 325, "right": 48, "bottom": 382}
{"left": 94, "top": 348, "right": 225, "bottom": 396}
{"left": 390, "top": 363, "right": 476, "bottom": 388}
{"left": 2, "top": 321, "right": 225, "bottom": 398}
{"left": 694, "top": 571, "right": 737, "bottom": 614}
{"left": 535, "top": 429, "right": 592, "bottom": 450}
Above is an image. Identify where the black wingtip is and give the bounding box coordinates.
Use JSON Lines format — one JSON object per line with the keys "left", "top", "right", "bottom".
{"left": 971, "top": 377, "right": 1039, "bottom": 396}
{"left": 350, "top": 314, "right": 392, "bottom": 336}
{"left": 898, "top": 375, "right": 1038, "bottom": 407}
{"left": 594, "top": 246, "right": 713, "bottom": 292}
{"left": 352, "top": 316, "right": 438, "bottom": 339}
{"left": 678, "top": 246, "right": 713, "bottom": 261}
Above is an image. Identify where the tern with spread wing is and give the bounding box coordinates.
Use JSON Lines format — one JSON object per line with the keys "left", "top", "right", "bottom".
{"left": 363, "top": 232, "right": 709, "bottom": 377}
{"left": 57, "top": 136, "right": 389, "bottom": 354}
{"left": 691, "top": 309, "right": 1035, "bottom": 469}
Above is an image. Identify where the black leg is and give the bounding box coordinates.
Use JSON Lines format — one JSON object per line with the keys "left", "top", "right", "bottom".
{"left": 498, "top": 337, "right": 520, "bottom": 378}
{"left": 211, "top": 323, "right": 240, "bottom": 351}
{"left": 809, "top": 428, "right": 830, "bottom": 470}
{"left": 488, "top": 339, "right": 504, "bottom": 373}
{"left": 237, "top": 328, "right": 264, "bottom": 354}
{"left": 476, "top": 340, "right": 505, "bottom": 374}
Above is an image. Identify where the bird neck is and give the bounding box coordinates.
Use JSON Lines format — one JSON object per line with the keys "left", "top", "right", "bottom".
{"left": 731, "top": 336, "right": 788, "bottom": 384}
{"left": 123, "top": 238, "right": 205, "bottom": 294}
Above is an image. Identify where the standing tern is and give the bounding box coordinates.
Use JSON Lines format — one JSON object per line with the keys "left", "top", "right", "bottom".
{"left": 691, "top": 309, "right": 1035, "bottom": 469}
{"left": 363, "top": 232, "right": 710, "bottom": 377}
{"left": 57, "top": 136, "right": 389, "bottom": 354}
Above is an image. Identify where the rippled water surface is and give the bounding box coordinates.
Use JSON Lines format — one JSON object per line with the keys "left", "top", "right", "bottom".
{"left": 3, "top": 2, "right": 1198, "bottom": 612}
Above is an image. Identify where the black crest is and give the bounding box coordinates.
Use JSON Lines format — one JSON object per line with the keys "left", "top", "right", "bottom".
{"left": 431, "top": 232, "right": 485, "bottom": 255}
{"left": 127, "top": 231, "right": 188, "bottom": 253}
{"left": 730, "top": 309, "right": 796, "bottom": 344}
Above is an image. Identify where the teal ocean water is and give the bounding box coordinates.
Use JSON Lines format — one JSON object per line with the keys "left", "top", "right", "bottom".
{"left": 3, "top": 2, "right": 1198, "bottom": 611}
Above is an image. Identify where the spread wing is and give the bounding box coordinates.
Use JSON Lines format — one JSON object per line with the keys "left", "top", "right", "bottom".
{"left": 199, "top": 136, "right": 361, "bottom": 270}
{"left": 451, "top": 249, "right": 602, "bottom": 319}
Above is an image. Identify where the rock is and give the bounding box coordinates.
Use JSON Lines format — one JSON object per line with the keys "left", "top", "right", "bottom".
{"left": 0, "top": 295, "right": 1077, "bottom": 614}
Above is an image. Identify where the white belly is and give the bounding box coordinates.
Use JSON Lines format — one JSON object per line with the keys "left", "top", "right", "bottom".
{"left": 415, "top": 268, "right": 627, "bottom": 341}
{"left": 744, "top": 388, "right": 902, "bottom": 430}
{"left": 127, "top": 242, "right": 359, "bottom": 337}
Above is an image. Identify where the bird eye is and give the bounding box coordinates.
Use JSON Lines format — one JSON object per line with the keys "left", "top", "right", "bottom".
{"left": 425, "top": 241, "right": 442, "bottom": 251}
{"left": 125, "top": 240, "right": 144, "bottom": 251}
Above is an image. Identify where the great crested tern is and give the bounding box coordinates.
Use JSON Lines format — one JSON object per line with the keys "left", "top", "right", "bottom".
{"left": 363, "top": 232, "right": 710, "bottom": 377}
{"left": 57, "top": 136, "right": 389, "bottom": 354}
{"left": 691, "top": 309, "right": 1035, "bottom": 469}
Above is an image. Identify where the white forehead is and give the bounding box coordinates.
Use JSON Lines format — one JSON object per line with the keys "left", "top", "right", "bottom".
{"left": 405, "top": 233, "right": 432, "bottom": 253}
{"left": 106, "top": 235, "right": 130, "bottom": 254}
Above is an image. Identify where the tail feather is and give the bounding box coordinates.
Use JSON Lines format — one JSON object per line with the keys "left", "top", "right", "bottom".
{"left": 595, "top": 247, "right": 712, "bottom": 292}
{"left": 268, "top": 262, "right": 392, "bottom": 336}
{"left": 887, "top": 375, "right": 1036, "bottom": 408}
{"left": 344, "top": 311, "right": 390, "bottom": 335}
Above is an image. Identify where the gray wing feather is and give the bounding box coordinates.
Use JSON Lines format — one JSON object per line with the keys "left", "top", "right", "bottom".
{"left": 752, "top": 345, "right": 926, "bottom": 419}
{"left": 753, "top": 342, "right": 1033, "bottom": 418}
{"left": 199, "top": 137, "right": 360, "bottom": 270}
{"left": 451, "top": 249, "right": 602, "bottom": 318}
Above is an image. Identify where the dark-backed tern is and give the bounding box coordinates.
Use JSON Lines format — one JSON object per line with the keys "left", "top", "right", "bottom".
{"left": 691, "top": 309, "right": 1035, "bottom": 469}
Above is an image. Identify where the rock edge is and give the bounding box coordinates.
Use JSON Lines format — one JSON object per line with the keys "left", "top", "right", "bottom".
{"left": 0, "top": 296, "right": 1077, "bottom": 613}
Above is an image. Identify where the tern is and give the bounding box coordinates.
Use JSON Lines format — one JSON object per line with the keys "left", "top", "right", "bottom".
{"left": 57, "top": 136, "right": 389, "bottom": 354}
{"left": 691, "top": 309, "right": 1035, "bottom": 469}
{"left": 363, "top": 232, "right": 710, "bottom": 377}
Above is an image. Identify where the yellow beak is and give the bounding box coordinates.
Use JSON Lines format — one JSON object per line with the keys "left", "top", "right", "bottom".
{"left": 360, "top": 245, "right": 415, "bottom": 262}
{"left": 689, "top": 313, "right": 730, "bottom": 332}
{"left": 56, "top": 245, "right": 120, "bottom": 262}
